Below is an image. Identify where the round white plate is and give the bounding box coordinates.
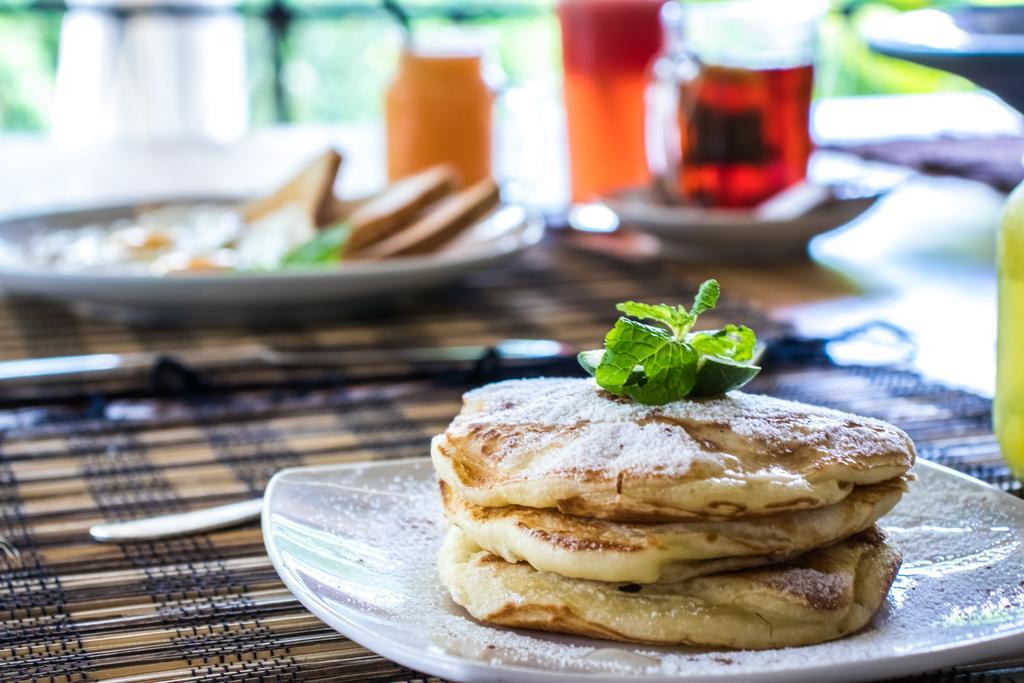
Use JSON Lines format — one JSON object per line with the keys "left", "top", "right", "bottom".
{"left": 264, "top": 457, "right": 1024, "bottom": 683}
{"left": 602, "top": 191, "right": 882, "bottom": 264}
{"left": 0, "top": 202, "right": 543, "bottom": 322}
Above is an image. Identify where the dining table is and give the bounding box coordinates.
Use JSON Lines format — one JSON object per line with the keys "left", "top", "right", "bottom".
{"left": 0, "top": 92, "right": 1021, "bottom": 682}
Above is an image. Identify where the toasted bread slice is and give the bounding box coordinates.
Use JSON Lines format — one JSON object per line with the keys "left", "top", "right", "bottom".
{"left": 240, "top": 149, "right": 342, "bottom": 227}
{"left": 343, "top": 165, "right": 458, "bottom": 255}
{"left": 351, "top": 178, "right": 500, "bottom": 260}
{"left": 317, "top": 195, "right": 351, "bottom": 227}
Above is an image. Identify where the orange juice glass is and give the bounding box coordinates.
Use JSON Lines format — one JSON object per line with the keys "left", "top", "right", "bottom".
{"left": 386, "top": 43, "right": 494, "bottom": 186}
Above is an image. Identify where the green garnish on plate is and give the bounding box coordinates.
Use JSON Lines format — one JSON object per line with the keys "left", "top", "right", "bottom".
{"left": 282, "top": 222, "right": 351, "bottom": 267}
{"left": 578, "top": 279, "right": 760, "bottom": 405}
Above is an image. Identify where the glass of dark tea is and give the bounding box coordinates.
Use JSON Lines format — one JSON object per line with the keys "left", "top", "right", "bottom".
{"left": 647, "top": 0, "right": 824, "bottom": 208}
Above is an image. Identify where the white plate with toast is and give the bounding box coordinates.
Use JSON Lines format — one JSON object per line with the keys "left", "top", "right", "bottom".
{"left": 0, "top": 202, "right": 541, "bottom": 322}
{"left": 264, "top": 457, "right": 1024, "bottom": 683}
{"left": 0, "top": 151, "right": 543, "bottom": 322}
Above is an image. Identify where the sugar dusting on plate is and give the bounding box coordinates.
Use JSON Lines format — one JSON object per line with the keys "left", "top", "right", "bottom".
{"left": 277, "top": 460, "right": 1024, "bottom": 679}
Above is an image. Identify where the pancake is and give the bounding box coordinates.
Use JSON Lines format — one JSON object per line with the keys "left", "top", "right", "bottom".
{"left": 440, "top": 477, "right": 906, "bottom": 583}
{"left": 432, "top": 378, "right": 915, "bottom": 522}
{"left": 438, "top": 525, "right": 901, "bottom": 649}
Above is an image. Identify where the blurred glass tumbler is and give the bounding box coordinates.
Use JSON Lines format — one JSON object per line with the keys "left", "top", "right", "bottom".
{"left": 386, "top": 39, "right": 494, "bottom": 186}
{"left": 53, "top": 0, "right": 248, "bottom": 145}
{"left": 557, "top": 0, "right": 665, "bottom": 202}
{"left": 647, "top": 0, "right": 823, "bottom": 208}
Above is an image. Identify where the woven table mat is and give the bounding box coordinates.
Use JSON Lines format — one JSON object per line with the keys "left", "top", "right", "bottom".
{"left": 1, "top": 244, "right": 1020, "bottom": 683}
{"left": 0, "top": 243, "right": 781, "bottom": 361}
{"left": 0, "top": 244, "right": 782, "bottom": 404}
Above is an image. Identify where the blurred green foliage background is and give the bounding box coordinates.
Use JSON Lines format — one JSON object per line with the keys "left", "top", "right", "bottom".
{"left": 0, "top": 0, "right": 1012, "bottom": 132}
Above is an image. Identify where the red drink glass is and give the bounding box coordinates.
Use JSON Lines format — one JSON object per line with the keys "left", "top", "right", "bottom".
{"left": 558, "top": 0, "right": 664, "bottom": 202}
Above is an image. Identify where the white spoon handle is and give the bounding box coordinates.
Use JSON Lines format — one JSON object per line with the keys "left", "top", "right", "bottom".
{"left": 89, "top": 498, "right": 264, "bottom": 542}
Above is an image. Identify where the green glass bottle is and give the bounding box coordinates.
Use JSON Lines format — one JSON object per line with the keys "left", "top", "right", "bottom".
{"left": 996, "top": 180, "right": 1024, "bottom": 480}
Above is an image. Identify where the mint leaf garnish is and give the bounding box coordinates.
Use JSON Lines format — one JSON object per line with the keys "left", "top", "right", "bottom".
{"left": 610, "top": 305, "right": 684, "bottom": 335}
{"left": 596, "top": 318, "right": 698, "bottom": 404}
{"left": 578, "top": 279, "right": 760, "bottom": 404}
{"left": 614, "top": 279, "right": 721, "bottom": 342}
{"left": 283, "top": 223, "right": 350, "bottom": 267}
{"left": 689, "top": 324, "right": 756, "bottom": 362}
{"left": 690, "top": 279, "right": 721, "bottom": 319}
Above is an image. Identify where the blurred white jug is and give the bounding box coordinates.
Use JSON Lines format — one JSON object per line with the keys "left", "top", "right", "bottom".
{"left": 52, "top": 0, "right": 248, "bottom": 146}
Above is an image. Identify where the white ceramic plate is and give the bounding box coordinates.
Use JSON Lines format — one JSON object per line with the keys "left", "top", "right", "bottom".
{"left": 0, "top": 202, "right": 543, "bottom": 322}
{"left": 264, "top": 457, "right": 1024, "bottom": 683}
{"left": 602, "top": 190, "right": 881, "bottom": 264}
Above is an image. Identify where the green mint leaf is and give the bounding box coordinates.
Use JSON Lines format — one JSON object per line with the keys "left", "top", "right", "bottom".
{"left": 581, "top": 348, "right": 651, "bottom": 386}
{"left": 615, "top": 301, "right": 696, "bottom": 340}
{"left": 615, "top": 302, "right": 678, "bottom": 332}
{"left": 595, "top": 318, "right": 698, "bottom": 405}
{"left": 593, "top": 281, "right": 757, "bottom": 403}
{"left": 689, "top": 324, "right": 756, "bottom": 362}
{"left": 595, "top": 318, "right": 667, "bottom": 389}
{"left": 690, "top": 279, "right": 720, "bottom": 318}
{"left": 283, "top": 223, "right": 350, "bottom": 266}
{"left": 625, "top": 362, "right": 698, "bottom": 404}
{"left": 616, "top": 281, "right": 719, "bottom": 341}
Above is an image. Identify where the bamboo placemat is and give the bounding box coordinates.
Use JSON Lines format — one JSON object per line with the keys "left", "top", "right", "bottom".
{"left": 1, "top": 243, "right": 1019, "bottom": 682}
{"left": 0, "top": 245, "right": 785, "bottom": 360}
{"left": 0, "top": 245, "right": 781, "bottom": 404}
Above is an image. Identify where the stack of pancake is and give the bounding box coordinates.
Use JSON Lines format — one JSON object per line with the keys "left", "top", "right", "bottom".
{"left": 432, "top": 378, "right": 916, "bottom": 649}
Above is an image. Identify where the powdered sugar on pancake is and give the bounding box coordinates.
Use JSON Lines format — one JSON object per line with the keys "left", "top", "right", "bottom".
{"left": 463, "top": 378, "right": 905, "bottom": 437}
{"left": 506, "top": 420, "right": 721, "bottom": 479}
{"left": 452, "top": 378, "right": 913, "bottom": 480}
